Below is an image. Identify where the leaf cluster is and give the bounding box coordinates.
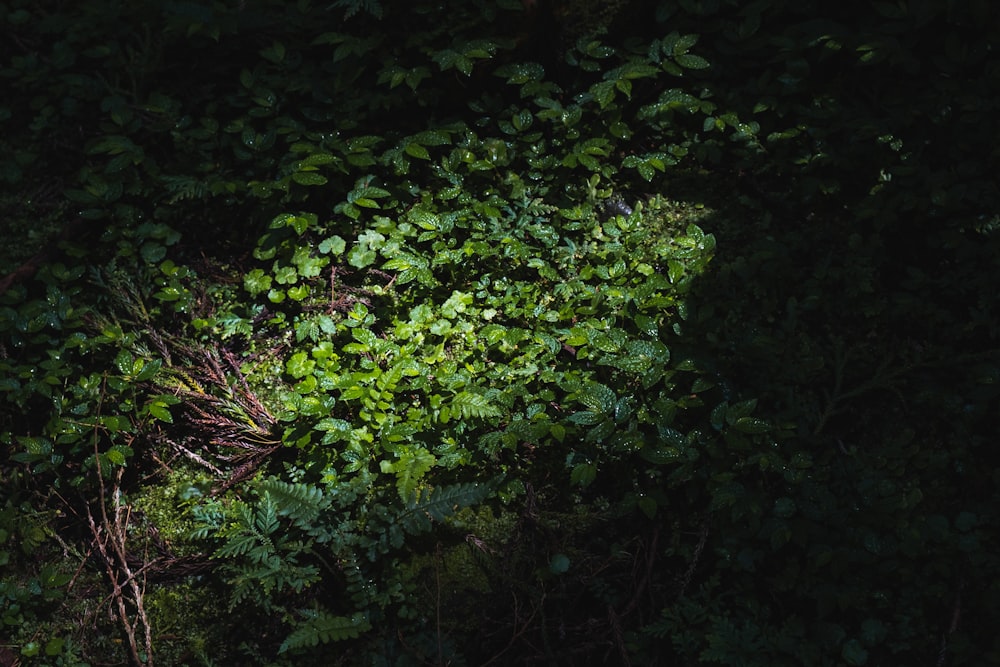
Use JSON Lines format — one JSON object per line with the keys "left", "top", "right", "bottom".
{"left": 1, "top": 0, "right": 998, "bottom": 665}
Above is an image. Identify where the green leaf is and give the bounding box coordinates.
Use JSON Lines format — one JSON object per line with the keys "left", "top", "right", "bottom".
{"left": 147, "top": 400, "right": 174, "bottom": 423}
{"left": 404, "top": 142, "right": 431, "bottom": 160}
{"left": 726, "top": 398, "right": 758, "bottom": 423}
{"left": 383, "top": 446, "right": 436, "bottom": 500}
{"left": 449, "top": 391, "right": 501, "bottom": 421}
{"left": 672, "top": 33, "right": 699, "bottom": 56}
{"left": 571, "top": 462, "right": 597, "bottom": 487}
{"left": 245, "top": 268, "right": 273, "bottom": 295}
{"left": 637, "top": 495, "right": 658, "bottom": 519}
{"left": 44, "top": 636, "right": 65, "bottom": 656}
{"left": 733, "top": 417, "right": 770, "bottom": 434}
{"left": 286, "top": 352, "right": 316, "bottom": 379}
{"left": 675, "top": 53, "right": 711, "bottom": 70}
{"left": 114, "top": 350, "right": 133, "bottom": 375}
{"left": 274, "top": 266, "right": 298, "bottom": 285}
{"left": 578, "top": 382, "right": 616, "bottom": 415}
{"left": 348, "top": 247, "right": 377, "bottom": 268}
{"left": 549, "top": 553, "right": 571, "bottom": 574}
{"left": 691, "top": 376, "right": 716, "bottom": 393}
{"left": 398, "top": 482, "right": 492, "bottom": 535}
{"left": 133, "top": 358, "right": 162, "bottom": 382}
{"left": 319, "top": 235, "right": 346, "bottom": 255}
{"left": 292, "top": 171, "right": 328, "bottom": 186}
{"left": 841, "top": 639, "right": 869, "bottom": 666}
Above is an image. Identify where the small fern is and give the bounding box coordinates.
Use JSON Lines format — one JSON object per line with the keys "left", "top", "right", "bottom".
{"left": 446, "top": 390, "right": 502, "bottom": 422}
{"left": 279, "top": 610, "right": 372, "bottom": 653}
{"left": 380, "top": 445, "right": 436, "bottom": 500}
{"left": 214, "top": 500, "right": 276, "bottom": 559}
{"left": 395, "top": 482, "right": 493, "bottom": 534}
{"left": 161, "top": 174, "right": 208, "bottom": 203}
{"left": 259, "top": 478, "right": 330, "bottom": 524}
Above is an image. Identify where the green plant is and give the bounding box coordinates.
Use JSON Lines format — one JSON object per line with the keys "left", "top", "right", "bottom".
{"left": 2, "top": 0, "right": 998, "bottom": 664}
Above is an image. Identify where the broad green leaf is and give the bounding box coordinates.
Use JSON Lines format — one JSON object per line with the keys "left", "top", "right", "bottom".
{"left": 549, "top": 553, "right": 571, "bottom": 574}
{"left": 578, "top": 382, "right": 616, "bottom": 415}
{"left": 733, "top": 417, "right": 770, "bottom": 434}
{"left": 672, "top": 33, "right": 699, "bottom": 56}
{"left": 147, "top": 401, "right": 173, "bottom": 423}
{"left": 319, "top": 235, "right": 347, "bottom": 255}
{"left": 348, "top": 247, "right": 377, "bottom": 268}
{"left": 286, "top": 352, "right": 315, "bottom": 379}
{"left": 292, "top": 171, "right": 328, "bottom": 186}
{"left": 404, "top": 143, "right": 431, "bottom": 160}
{"left": 245, "top": 268, "right": 273, "bottom": 295}
{"left": 113, "top": 350, "right": 133, "bottom": 375}
{"left": 571, "top": 462, "right": 597, "bottom": 487}
{"left": 133, "top": 358, "right": 162, "bottom": 382}
{"left": 675, "top": 53, "right": 711, "bottom": 70}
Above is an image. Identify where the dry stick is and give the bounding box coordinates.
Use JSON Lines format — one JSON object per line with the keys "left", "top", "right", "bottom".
{"left": 480, "top": 592, "right": 541, "bottom": 667}
{"left": 621, "top": 526, "right": 660, "bottom": 618}
{"left": 937, "top": 578, "right": 964, "bottom": 667}
{"left": 90, "top": 376, "right": 154, "bottom": 666}
{"left": 677, "top": 518, "right": 710, "bottom": 600}
{"left": 110, "top": 468, "right": 154, "bottom": 667}
{"left": 606, "top": 604, "right": 632, "bottom": 667}
{"left": 168, "top": 439, "right": 224, "bottom": 475}
{"left": 88, "top": 505, "right": 146, "bottom": 666}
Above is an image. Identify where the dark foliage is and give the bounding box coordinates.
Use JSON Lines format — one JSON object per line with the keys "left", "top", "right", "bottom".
{"left": 1, "top": 0, "right": 997, "bottom": 664}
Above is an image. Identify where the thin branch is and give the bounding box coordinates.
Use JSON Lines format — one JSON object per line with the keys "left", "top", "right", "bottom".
{"left": 937, "top": 578, "right": 964, "bottom": 667}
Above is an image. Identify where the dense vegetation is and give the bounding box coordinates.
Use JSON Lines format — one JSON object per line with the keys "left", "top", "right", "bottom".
{"left": 2, "top": 0, "right": 998, "bottom": 664}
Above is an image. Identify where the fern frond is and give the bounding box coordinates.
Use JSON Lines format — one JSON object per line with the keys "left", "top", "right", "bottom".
{"left": 279, "top": 611, "right": 371, "bottom": 653}
{"left": 161, "top": 174, "right": 209, "bottom": 203}
{"left": 395, "top": 482, "right": 493, "bottom": 534}
{"left": 259, "top": 478, "right": 330, "bottom": 523}
{"left": 380, "top": 446, "right": 436, "bottom": 501}
{"left": 449, "top": 390, "right": 502, "bottom": 421}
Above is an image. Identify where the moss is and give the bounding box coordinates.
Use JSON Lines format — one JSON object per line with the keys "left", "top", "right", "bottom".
{"left": 130, "top": 467, "right": 214, "bottom": 557}
{"left": 144, "top": 580, "right": 231, "bottom": 666}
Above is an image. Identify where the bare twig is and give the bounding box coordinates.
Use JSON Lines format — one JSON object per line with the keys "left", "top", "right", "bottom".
{"left": 677, "top": 517, "right": 710, "bottom": 600}
{"left": 606, "top": 604, "right": 631, "bottom": 667}
{"left": 88, "top": 377, "right": 154, "bottom": 666}
{"left": 480, "top": 592, "right": 542, "bottom": 667}
{"left": 937, "top": 578, "right": 964, "bottom": 667}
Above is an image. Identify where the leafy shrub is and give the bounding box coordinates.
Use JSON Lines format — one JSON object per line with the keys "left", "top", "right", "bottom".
{"left": 1, "top": 0, "right": 998, "bottom": 665}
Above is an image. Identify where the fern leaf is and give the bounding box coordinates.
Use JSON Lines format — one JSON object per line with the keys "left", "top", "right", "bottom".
{"left": 376, "top": 360, "right": 405, "bottom": 393}
{"left": 214, "top": 533, "right": 258, "bottom": 559}
{"left": 259, "top": 478, "right": 330, "bottom": 522}
{"left": 450, "top": 390, "right": 501, "bottom": 421}
{"left": 279, "top": 611, "right": 371, "bottom": 653}
{"left": 380, "top": 446, "right": 436, "bottom": 501}
{"left": 396, "top": 482, "right": 493, "bottom": 534}
{"left": 255, "top": 493, "right": 280, "bottom": 536}
{"left": 418, "top": 482, "right": 492, "bottom": 521}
